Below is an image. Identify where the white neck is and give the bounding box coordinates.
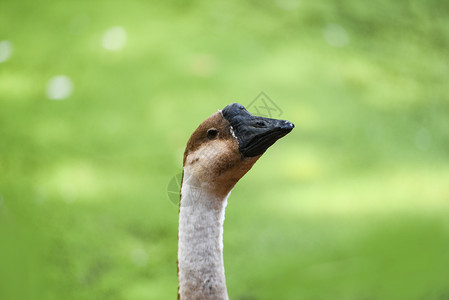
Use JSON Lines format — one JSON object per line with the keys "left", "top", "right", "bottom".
{"left": 178, "top": 169, "right": 230, "bottom": 300}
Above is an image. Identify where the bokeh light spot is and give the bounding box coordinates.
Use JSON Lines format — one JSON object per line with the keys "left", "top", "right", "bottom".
{"left": 102, "top": 26, "right": 127, "bottom": 51}
{"left": 323, "top": 23, "right": 349, "bottom": 47}
{"left": 0, "top": 40, "right": 13, "bottom": 63}
{"left": 46, "top": 75, "right": 74, "bottom": 100}
{"left": 131, "top": 248, "right": 149, "bottom": 267}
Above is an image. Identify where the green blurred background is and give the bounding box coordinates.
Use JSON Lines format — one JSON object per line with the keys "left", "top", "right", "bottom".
{"left": 1, "top": 0, "right": 449, "bottom": 299}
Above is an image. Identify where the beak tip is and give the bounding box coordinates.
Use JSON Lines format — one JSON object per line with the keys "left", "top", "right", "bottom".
{"left": 281, "top": 120, "right": 295, "bottom": 131}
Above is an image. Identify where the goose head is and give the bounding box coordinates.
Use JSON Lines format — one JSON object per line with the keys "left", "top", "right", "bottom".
{"left": 183, "top": 103, "right": 294, "bottom": 199}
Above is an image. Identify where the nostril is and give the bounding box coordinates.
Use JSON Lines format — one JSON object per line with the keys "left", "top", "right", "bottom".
{"left": 254, "top": 121, "right": 267, "bottom": 128}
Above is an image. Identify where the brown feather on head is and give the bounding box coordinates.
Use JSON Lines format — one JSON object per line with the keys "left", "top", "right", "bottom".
{"left": 183, "top": 111, "right": 259, "bottom": 198}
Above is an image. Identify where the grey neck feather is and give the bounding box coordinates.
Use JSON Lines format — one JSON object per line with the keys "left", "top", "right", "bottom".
{"left": 178, "top": 169, "right": 229, "bottom": 300}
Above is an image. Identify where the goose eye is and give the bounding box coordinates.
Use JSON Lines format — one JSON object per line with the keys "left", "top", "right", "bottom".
{"left": 207, "top": 128, "right": 218, "bottom": 139}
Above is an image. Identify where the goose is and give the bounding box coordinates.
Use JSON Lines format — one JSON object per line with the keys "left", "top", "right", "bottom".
{"left": 178, "top": 103, "right": 294, "bottom": 300}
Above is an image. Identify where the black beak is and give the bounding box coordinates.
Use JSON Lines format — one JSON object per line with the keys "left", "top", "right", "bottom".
{"left": 222, "top": 103, "right": 294, "bottom": 157}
